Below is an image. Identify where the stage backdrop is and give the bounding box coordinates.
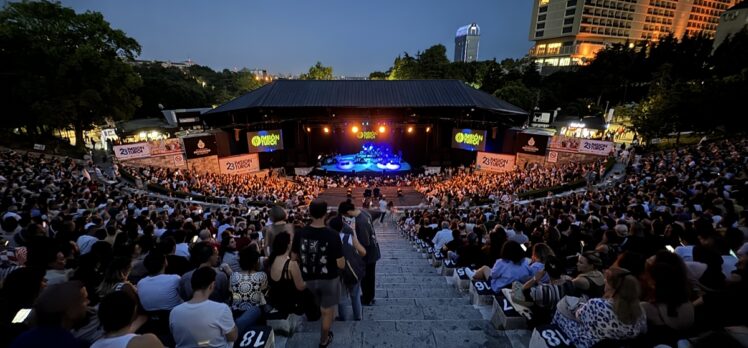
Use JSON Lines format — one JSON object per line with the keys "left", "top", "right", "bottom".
{"left": 183, "top": 135, "right": 218, "bottom": 159}
{"left": 218, "top": 154, "right": 260, "bottom": 175}
{"left": 451, "top": 128, "right": 487, "bottom": 152}
{"left": 475, "top": 151, "right": 516, "bottom": 173}
{"left": 247, "top": 129, "right": 284, "bottom": 153}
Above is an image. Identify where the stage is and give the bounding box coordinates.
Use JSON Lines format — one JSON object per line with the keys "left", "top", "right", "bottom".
{"left": 318, "top": 144, "right": 412, "bottom": 174}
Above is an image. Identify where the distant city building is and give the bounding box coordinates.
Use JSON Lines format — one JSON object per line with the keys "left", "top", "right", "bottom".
{"left": 454, "top": 23, "right": 480, "bottom": 62}
{"left": 714, "top": 1, "right": 748, "bottom": 49}
{"left": 529, "top": 0, "right": 742, "bottom": 73}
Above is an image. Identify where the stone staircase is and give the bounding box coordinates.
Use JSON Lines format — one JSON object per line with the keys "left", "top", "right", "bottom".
{"left": 283, "top": 222, "right": 531, "bottom": 347}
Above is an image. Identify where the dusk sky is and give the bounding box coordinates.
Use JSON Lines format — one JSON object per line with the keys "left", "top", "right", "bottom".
{"left": 61, "top": 0, "right": 533, "bottom": 76}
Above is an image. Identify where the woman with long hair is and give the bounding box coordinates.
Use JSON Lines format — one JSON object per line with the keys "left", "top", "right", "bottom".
{"left": 552, "top": 267, "right": 647, "bottom": 348}
{"left": 266, "top": 232, "right": 308, "bottom": 316}
{"left": 640, "top": 251, "right": 694, "bottom": 346}
{"left": 96, "top": 256, "right": 137, "bottom": 301}
{"left": 529, "top": 243, "right": 555, "bottom": 284}
{"left": 220, "top": 236, "right": 240, "bottom": 273}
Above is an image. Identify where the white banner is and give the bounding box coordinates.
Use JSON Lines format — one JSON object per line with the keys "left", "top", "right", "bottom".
{"left": 578, "top": 139, "right": 615, "bottom": 156}
{"left": 219, "top": 154, "right": 260, "bottom": 175}
{"left": 475, "top": 152, "right": 516, "bottom": 173}
{"left": 547, "top": 151, "right": 559, "bottom": 163}
{"left": 114, "top": 143, "right": 151, "bottom": 160}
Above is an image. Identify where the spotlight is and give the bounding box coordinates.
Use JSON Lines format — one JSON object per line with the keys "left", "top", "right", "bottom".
{"left": 306, "top": 127, "right": 311, "bottom": 132}
{"left": 323, "top": 127, "right": 329, "bottom": 134}
{"left": 378, "top": 126, "right": 386, "bottom": 133}
{"left": 351, "top": 126, "right": 359, "bottom": 133}
{"left": 426, "top": 127, "right": 431, "bottom": 133}
{"left": 407, "top": 126, "right": 414, "bottom": 133}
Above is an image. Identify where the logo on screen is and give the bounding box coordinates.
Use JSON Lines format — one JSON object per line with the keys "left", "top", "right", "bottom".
{"left": 251, "top": 133, "right": 281, "bottom": 147}
{"left": 454, "top": 132, "right": 483, "bottom": 146}
{"left": 356, "top": 131, "right": 377, "bottom": 140}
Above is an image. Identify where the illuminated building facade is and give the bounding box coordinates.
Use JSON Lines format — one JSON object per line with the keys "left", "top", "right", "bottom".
{"left": 455, "top": 23, "right": 480, "bottom": 62}
{"left": 529, "top": 0, "right": 742, "bottom": 72}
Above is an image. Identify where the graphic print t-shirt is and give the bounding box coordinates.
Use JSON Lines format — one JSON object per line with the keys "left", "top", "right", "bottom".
{"left": 292, "top": 225, "right": 343, "bottom": 281}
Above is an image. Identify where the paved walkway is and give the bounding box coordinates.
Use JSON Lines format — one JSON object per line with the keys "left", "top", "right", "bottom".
{"left": 284, "top": 222, "right": 528, "bottom": 348}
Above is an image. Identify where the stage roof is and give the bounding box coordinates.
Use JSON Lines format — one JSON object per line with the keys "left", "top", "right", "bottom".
{"left": 203, "top": 80, "right": 527, "bottom": 117}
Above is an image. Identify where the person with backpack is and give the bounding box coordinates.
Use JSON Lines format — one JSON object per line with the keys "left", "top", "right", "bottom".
{"left": 329, "top": 213, "right": 366, "bottom": 321}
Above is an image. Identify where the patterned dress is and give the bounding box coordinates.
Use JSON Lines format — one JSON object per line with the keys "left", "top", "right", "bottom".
{"left": 230, "top": 271, "right": 268, "bottom": 311}
{"left": 552, "top": 298, "right": 647, "bottom": 348}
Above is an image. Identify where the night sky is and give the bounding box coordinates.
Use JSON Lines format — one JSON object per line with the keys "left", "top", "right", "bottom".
{"left": 60, "top": 0, "right": 533, "bottom": 76}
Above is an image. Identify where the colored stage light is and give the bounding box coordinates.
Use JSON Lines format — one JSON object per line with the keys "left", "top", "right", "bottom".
{"left": 426, "top": 127, "right": 431, "bottom": 132}
{"left": 323, "top": 127, "right": 329, "bottom": 133}
{"left": 351, "top": 126, "right": 359, "bottom": 133}
{"left": 306, "top": 127, "right": 311, "bottom": 132}
{"left": 407, "top": 126, "right": 414, "bottom": 133}
{"left": 378, "top": 126, "right": 386, "bottom": 133}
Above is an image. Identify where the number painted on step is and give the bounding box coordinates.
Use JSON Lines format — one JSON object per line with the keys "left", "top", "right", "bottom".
{"left": 502, "top": 299, "right": 515, "bottom": 313}
{"left": 540, "top": 328, "right": 572, "bottom": 347}
{"left": 239, "top": 330, "right": 267, "bottom": 348}
{"left": 456, "top": 268, "right": 466, "bottom": 277}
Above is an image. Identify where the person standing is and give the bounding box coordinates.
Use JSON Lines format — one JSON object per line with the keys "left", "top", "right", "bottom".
{"left": 341, "top": 200, "right": 381, "bottom": 306}
{"left": 378, "top": 196, "right": 388, "bottom": 224}
{"left": 170, "top": 267, "right": 237, "bottom": 348}
{"left": 292, "top": 199, "right": 344, "bottom": 348}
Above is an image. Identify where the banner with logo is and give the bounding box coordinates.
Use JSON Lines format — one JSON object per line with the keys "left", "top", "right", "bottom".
{"left": 547, "top": 151, "right": 559, "bottom": 163}
{"left": 548, "top": 135, "right": 581, "bottom": 153}
{"left": 247, "top": 129, "right": 284, "bottom": 153}
{"left": 149, "top": 138, "right": 184, "bottom": 157}
{"left": 515, "top": 133, "right": 549, "bottom": 155}
{"left": 219, "top": 154, "right": 260, "bottom": 175}
{"left": 114, "top": 142, "right": 151, "bottom": 160}
{"left": 182, "top": 135, "right": 218, "bottom": 159}
{"left": 451, "top": 128, "right": 487, "bottom": 151}
{"left": 578, "top": 139, "right": 615, "bottom": 156}
{"left": 475, "top": 152, "right": 516, "bottom": 173}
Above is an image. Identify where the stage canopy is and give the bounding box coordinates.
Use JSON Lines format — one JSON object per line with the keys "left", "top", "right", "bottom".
{"left": 202, "top": 80, "right": 527, "bottom": 127}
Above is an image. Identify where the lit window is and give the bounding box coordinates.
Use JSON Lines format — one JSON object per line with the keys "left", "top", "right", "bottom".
{"left": 559, "top": 57, "right": 572, "bottom": 66}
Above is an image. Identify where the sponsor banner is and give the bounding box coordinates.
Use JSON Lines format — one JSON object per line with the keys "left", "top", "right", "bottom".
{"left": 114, "top": 143, "right": 151, "bottom": 160}
{"left": 219, "top": 154, "right": 260, "bottom": 175}
{"left": 578, "top": 139, "right": 615, "bottom": 156}
{"left": 547, "top": 151, "right": 559, "bottom": 163}
{"left": 183, "top": 135, "right": 218, "bottom": 159}
{"left": 548, "top": 136, "right": 582, "bottom": 153}
{"left": 516, "top": 133, "right": 549, "bottom": 155}
{"left": 247, "top": 129, "right": 284, "bottom": 152}
{"left": 149, "top": 138, "right": 184, "bottom": 157}
{"left": 451, "top": 128, "right": 487, "bottom": 152}
{"left": 475, "top": 152, "right": 516, "bottom": 173}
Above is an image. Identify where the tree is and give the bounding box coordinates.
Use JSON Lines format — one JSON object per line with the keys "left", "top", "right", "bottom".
{"left": 0, "top": 1, "right": 142, "bottom": 147}
{"left": 368, "top": 71, "right": 387, "bottom": 80}
{"left": 300, "top": 61, "right": 333, "bottom": 80}
{"left": 493, "top": 81, "right": 536, "bottom": 112}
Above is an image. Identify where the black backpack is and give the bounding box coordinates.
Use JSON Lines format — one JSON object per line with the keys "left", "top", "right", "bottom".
{"left": 341, "top": 232, "right": 366, "bottom": 286}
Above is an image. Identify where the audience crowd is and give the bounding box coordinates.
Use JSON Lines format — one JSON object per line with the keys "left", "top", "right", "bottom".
{"left": 0, "top": 137, "right": 745, "bottom": 347}
{"left": 400, "top": 138, "right": 748, "bottom": 347}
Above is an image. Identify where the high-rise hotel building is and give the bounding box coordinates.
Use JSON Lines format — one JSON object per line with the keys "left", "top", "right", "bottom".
{"left": 529, "top": 0, "right": 742, "bottom": 71}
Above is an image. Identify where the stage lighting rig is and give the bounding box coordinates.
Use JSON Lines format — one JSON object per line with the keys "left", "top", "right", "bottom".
{"left": 351, "top": 125, "right": 359, "bottom": 133}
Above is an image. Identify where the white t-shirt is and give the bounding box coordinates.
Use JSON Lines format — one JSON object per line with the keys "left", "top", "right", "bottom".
{"left": 170, "top": 300, "right": 236, "bottom": 348}
{"left": 137, "top": 274, "right": 184, "bottom": 311}
{"left": 175, "top": 243, "right": 191, "bottom": 258}
{"left": 675, "top": 245, "right": 694, "bottom": 262}
{"left": 432, "top": 229, "right": 454, "bottom": 250}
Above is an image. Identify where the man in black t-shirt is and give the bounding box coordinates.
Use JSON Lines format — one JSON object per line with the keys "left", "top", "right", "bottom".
{"left": 292, "top": 199, "right": 344, "bottom": 347}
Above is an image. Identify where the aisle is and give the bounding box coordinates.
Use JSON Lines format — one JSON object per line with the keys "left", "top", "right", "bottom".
{"left": 285, "top": 222, "right": 513, "bottom": 348}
